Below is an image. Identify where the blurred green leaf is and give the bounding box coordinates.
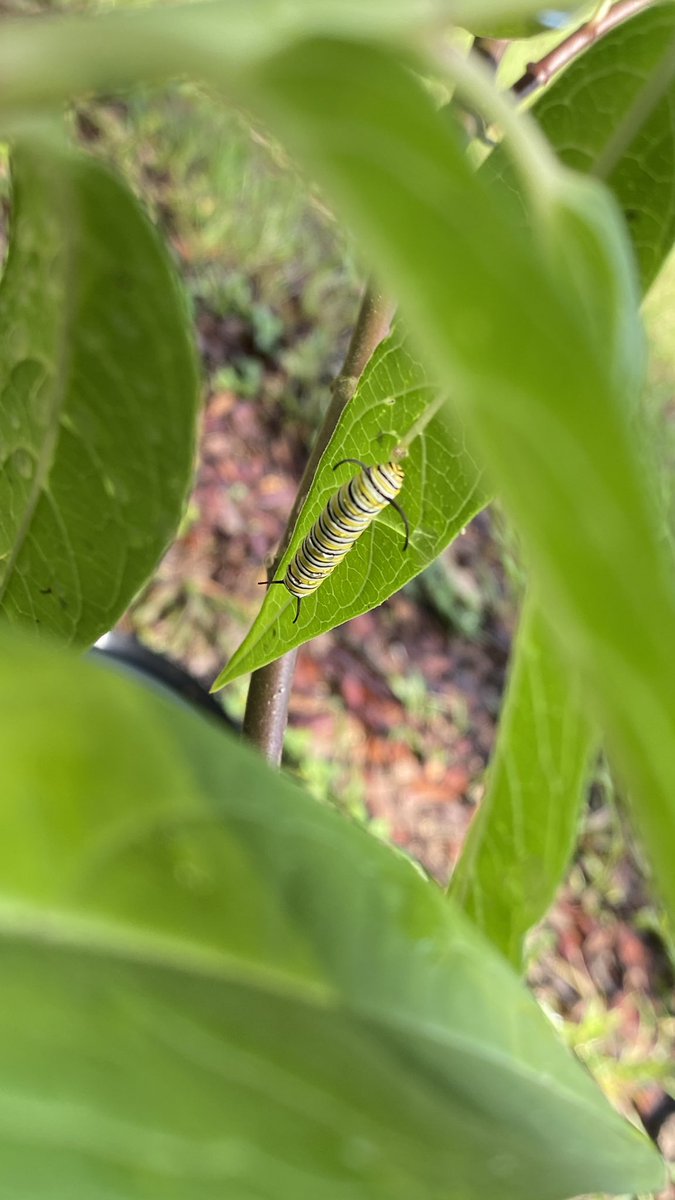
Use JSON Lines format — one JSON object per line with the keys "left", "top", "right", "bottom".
{"left": 523, "top": 2, "right": 675, "bottom": 294}
{"left": 468, "top": 0, "right": 586, "bottom": 38}
{"left": 0, "top": 626, "right": 664, "bottom": 1198}
{"left": 1, "top": 0, "right": 672, "bottom": 926}
{"left": 214, "top": 331, "right": 484, "bottom": 687}
{"left": 0, "top": 136, "right": 198, "bottom": 644}
{"left": 449, "top": 593, "right": 595, "bottom": 965}
{"left": 0, "top": 0, "right": 580, "bottom": 126}
{"left": 223, "top": 7, "right": 675, "bottom": 949}
{"left": 447, "top": 1, "right": 675, "bottom": 959}
{"left": 242, "top": 34, "right": 675, "bottom": 925}
{"left": 492, "top": 1, "right": 672, "bottom": 295}
{"left": 220, "top": 2, "right": 672, "bottom": 696}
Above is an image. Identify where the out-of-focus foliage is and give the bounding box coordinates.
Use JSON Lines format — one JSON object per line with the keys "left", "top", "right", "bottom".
{"left": 0, "top": 135, "right": 197, "bottom": 644}
{"left": 450, "top": 2, "right": 675, "bottom": 965}
{"left": 0, "top": 627, "right": 663, "bottom": 1198}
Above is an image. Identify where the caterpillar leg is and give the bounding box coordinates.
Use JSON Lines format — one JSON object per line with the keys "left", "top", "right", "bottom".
{"left": 258, "top": 578, "right": 301, "bottom": 624}
{"left": 388, "top": 497, "right": 410, "bottom": 551}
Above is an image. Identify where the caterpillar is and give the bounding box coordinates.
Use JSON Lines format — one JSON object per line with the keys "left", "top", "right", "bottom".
{"left": 261, "top": 458, "right": 409, "bottom": 624}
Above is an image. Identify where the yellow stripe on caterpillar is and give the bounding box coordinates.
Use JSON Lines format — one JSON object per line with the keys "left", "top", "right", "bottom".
{"left": 260, "top": 458, "right": 409, "bottom": 624}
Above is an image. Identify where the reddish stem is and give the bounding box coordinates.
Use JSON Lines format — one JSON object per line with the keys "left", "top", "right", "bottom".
{"left": 513, "top": 0, "right": 657, "bottom": 99}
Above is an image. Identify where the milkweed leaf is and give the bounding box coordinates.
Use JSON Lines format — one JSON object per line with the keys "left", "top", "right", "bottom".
{"left": 244, "top": 33, "right": 675, "bottom": 926}
{"left": 0, "top": 626, "right": 664, "bottom": 1199}
{"left": 213, "top": 332, "right": 484, "bottom": 688}
{"left": 0, "top": 136, "right": 198, "bottom": 644}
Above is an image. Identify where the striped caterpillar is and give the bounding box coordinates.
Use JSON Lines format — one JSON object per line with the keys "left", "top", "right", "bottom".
{"left": 261, "top": 458, "right": 409, "bottom": 623}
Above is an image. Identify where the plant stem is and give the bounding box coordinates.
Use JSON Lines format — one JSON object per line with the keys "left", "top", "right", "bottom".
{"left": 273, "top": 283, "right": 394, "bottom": 572}
{"left": 512, "top": 0, "right": 656, "bottom": 99}
{"left": 242, "top": 282, "right": 395, "bottom": 764}
{"left": 242, "top": 647, "right": 300, "bottom": 765}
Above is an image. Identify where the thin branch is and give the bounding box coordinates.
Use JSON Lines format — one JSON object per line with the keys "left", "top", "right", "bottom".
{"left": 512, "top": 0, "right": 656, "bottom": 100}
{"left": 271, "top": 283, "right": 394, "bottom": 574}
{"left": 242, "top": 282, "right": 395, "bottom": 764}
{"left": 241, "top": 646, "right": 300, "bottom": 764}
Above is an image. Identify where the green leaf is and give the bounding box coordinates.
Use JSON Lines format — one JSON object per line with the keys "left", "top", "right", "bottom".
{"left": 449, "top": 593, "right": 595, "bottom": 966}
{"left": 214, "top": 331, "right": 484, "bottom": 688}
{"left": 0, "top": 626, "right": 664, "bottom": 1198}
{"left": 466, "top": 1, "right": 584, "bottom": 38}
{"left": 0, "top": 135, "right": 198, "bottom": 644}
{"left": 221, "top": 7, "right": 675, "bottom": 942}
{"left": 218, "top": 15, "right": 673, "bottom": 953}
{"left": 242, "top": 35, "right": 675, "bottom": 923}
{"left": 220, "top": 12, "right": 663, "bottom": 688}
{"left": 525, "top": 2, "right": 675, "bottom": 294}
{"left": 3, "top": 0, "right": 673, "bottom": 942}
{"left": 0, "top": 0, "right": 579, "bottom": 127}
{"left": 243, "top": 37, "right": 620, "bottom": 436}
{"left": 448, "top": 2, "right": 675, "bottom": 958}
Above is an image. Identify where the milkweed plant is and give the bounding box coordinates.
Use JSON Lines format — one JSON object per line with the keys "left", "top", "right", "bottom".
{"left": 0, "top": 2, "right": 672, "bottom": 1197}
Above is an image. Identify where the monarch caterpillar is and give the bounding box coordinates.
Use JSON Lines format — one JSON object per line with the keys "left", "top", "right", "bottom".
{"left": 261, "top": 458, "right": 410, "bottom": 624}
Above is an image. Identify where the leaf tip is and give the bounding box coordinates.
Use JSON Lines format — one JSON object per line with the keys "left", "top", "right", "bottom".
{"left": 210, "top": 669, "right": 230, "bottom": 693}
